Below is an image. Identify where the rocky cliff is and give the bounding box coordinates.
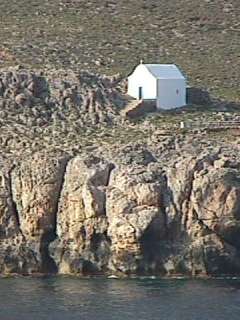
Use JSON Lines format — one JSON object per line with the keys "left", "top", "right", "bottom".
{"left": 1, "top": 144, "right": 240, "bottom": 277}
{"left": 0, "top": 68, "right": 240, "bottom": 277}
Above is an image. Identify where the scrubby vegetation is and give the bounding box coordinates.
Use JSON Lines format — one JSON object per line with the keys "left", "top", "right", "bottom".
{"left": 0, "top": 0, "right": 239, "bottom": 101}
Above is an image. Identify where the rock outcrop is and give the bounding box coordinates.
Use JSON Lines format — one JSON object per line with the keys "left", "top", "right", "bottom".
{"left": 0, "top": 143, "right": 240, "bottom": 277}
{"left": 0, "top": 68, "right": 124, "bottom": 127}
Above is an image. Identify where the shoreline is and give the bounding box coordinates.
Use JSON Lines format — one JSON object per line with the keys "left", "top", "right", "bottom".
{"left": 1, "top": 273, "right": 240, "bottom": 281}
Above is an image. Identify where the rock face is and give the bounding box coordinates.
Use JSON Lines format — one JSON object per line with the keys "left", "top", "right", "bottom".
{"left": 1, "top": 146, "right": 240, "bottom": 277}
{"left": 0, "top": 153, "right": 69, "bottom": 274}
{"left": 106, "top": 165, "right": 166, "bottom": 274}
{"left": 50, "top": 156, "right": 113, "bottom": 274}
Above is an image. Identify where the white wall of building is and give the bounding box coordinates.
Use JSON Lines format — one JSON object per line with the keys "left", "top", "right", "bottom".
{"left": 127, "top": 65, "right": 156, "bottom": 99}
{"left": 156, "top": 78, "right": 186, "bottom": 110}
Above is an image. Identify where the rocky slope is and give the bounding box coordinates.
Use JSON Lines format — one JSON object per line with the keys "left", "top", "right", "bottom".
{"left": 0, "top": 67, "right": 240, "bottom": 277}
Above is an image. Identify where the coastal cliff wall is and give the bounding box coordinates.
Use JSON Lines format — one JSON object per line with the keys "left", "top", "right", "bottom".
{"left": 1, "top": 148, "right": 240, "bottom": 277}
{"left": 0, "top": 68, "right": 239, "bottom": 277}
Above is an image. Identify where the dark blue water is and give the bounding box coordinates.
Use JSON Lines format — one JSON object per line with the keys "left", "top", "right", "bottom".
{"left": 0, "top": 277, "right": 240, "bottom": 320}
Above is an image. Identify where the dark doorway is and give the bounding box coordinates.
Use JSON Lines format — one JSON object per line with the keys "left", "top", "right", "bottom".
{"left": 138, "top": 86, "right": 143, "bottom": 99}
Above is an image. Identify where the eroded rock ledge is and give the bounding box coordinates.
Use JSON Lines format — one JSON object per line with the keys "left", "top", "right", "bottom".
{"left": 1, "top": 144, "right": 240, "bottom": 277}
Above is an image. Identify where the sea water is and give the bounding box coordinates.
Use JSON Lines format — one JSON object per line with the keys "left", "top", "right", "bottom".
{"left": 0, "top": 276, "right": 240, "bottom": 320}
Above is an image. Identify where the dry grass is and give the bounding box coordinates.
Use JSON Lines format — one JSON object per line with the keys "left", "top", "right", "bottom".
{"left": 0, "top": 0, "right": 239, "bottom": 101}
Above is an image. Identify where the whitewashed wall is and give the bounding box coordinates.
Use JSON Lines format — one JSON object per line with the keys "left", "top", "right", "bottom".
{"left": 127, "top": 65, "right": 156, "bottom": 99}
{"left": 156, "top": 78, "right": 186, "bottom": 109}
